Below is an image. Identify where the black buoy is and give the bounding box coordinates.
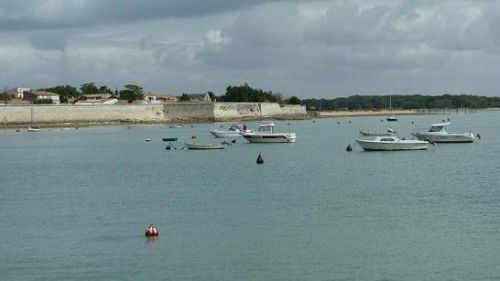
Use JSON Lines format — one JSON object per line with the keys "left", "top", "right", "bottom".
{"left": 346, "top": 143, "right": 352, "bottom": 152}
{"left": 256, "top": 153, "right": 264, "bottom": 164}
{"left": 165, "top": 145, "right": 171, "bottom": 150}
{"left": 476, "top": 133, "right": 481, "bottom": 139}
{"left": 411, "top": 121, "right": 414, "bottom": 124}
{"left": 231, "top": 139, "right": 237, "bottom": 143}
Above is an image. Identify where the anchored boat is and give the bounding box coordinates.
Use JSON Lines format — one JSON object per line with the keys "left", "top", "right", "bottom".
{"left": 184, "top": 140, "right": 225, "bottom": 150}
{"left": 356, "top": 136, "right": 429, "bottom": 151}
{"left": 242, "top": 123, "right": 296, "bottom": 143}
{"left": 413, "top": 122, "right": 476, "bottom": 143}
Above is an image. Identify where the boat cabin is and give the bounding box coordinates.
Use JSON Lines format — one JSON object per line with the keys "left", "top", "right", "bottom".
{"left": 257, "top": 123, "right": 275, "bottom": 133}
{"left": 428, "top": 122, "right": 449, "bottom": 132}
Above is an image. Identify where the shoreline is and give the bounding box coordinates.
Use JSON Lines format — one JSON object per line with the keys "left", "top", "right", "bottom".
{"left": 0, "top": 107, "right": 485, "bottom": 131}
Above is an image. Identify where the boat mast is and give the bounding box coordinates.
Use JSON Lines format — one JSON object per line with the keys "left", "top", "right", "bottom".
{"left": 30, "top": 101, "right": 34, "bottom": 127}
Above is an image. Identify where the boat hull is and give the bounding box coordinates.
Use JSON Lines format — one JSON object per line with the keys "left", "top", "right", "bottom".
{"left": 242, "top": 133, "right": 296, "bottom": 143}
{"left": 414, "top": 132, "right": 475, "bottom": 143}
{"left": 184, "top": 141, "right": 225, "bottom": 150}
{"left": 356, "top": 139, "right": 429, "bottom": 151}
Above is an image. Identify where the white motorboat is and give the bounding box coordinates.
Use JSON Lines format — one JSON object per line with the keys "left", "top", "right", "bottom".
{"left": 413, "top": 122, "right": 476, "bottom": 143}
{"left": 242, "top": 123, "right": 296, "bottom": 143}
{"left": 359, "top": 128, "right": 396, "bottom": 137}
{"left": 210, "top": 124, "right": 249, "bottom": 138}
{"left": 356, "top": 136, "right": 429, "bottom": 151}
{"left": 184, "top": 140, "right": 225, "bottom": 150}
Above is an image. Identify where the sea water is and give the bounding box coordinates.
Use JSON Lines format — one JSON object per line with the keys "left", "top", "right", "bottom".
{"left": 1, "top": 110, "right": 500, "bottom": 280}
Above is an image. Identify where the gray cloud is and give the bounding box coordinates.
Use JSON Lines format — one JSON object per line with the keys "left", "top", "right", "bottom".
{"left": 1, "top": 0, "right": 500, "bottom": 98}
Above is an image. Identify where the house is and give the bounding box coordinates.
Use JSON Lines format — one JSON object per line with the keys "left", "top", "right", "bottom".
{"left": 143, "top": 92, "right": 178, "bottom": 104}
{"left": 23, "top": 90, "right": 60, "bottom": 104}
{"left": 185, "top": 93, "right": 212, "bottom": 102}
{"left": 7, "top": 87, "right": 31, "bottom": 99}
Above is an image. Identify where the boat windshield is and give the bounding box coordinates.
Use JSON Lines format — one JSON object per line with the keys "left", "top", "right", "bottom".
{"left": 428, "top": 126, "right": 443, "bottom": 132}
{"left": 257, "top": 125, "right": 274, "bottom": 133}
{"left": 380, "top": 137, "right": 395, "bottom": 142}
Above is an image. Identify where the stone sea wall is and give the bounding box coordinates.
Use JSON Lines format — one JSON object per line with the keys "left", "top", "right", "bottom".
{"left": 0, "top": 103, "right": 307, "bottom": 126}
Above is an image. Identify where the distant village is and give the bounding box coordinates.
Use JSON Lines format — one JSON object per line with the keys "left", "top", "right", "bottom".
{"left": 1, "top": 87, "right": 213, "bottom": 106}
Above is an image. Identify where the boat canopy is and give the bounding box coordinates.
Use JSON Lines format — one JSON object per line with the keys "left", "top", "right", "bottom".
{"left": 428, "top": 122, "right": 449, "bottom": 132}
{"left": 430, "top": 122, "right": 450, "bottom": 127}
{"left": 257, "top": 123, "right": 275, "bottom": 133}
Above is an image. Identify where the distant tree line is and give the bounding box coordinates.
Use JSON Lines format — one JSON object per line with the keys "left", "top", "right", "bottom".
{"left": 17, "top": 82, "right": 302, "bottom": 105}
{"left": 301, "top": 94, "right": 500, "bottom": 110}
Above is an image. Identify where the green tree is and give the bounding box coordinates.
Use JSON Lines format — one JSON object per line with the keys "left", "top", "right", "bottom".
{"left": 288, "top": 96, "right": 301, "bottom": 105}
{"left": 179, "top": 93, "right": 190, "bottom": 101}
{"left": 99, "top": 85, "right": 113, "bottom": 94}
{"left": 0, "top": 92, "right": 12, "bottom": 104}
{"left": 222, "top": 83, "right": 280, "bottom": 102}
{"left": 207, "top": 91, "right": 216, "bottom": 101}
{"left": 119, "top": 84, "right": 144, "bottom": 102}
{"left": 80, "top": 82, "right": 99, "bottom": 95}
{"left": 33, "top": 99, "right": 53, "bottom": 104}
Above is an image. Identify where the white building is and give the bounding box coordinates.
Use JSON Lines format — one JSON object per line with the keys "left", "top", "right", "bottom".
{"left": 23, "top": 90, "right": 60, "bottom": 104}
{"left": 7, "top": 87, "right": 31, "bottom": 99}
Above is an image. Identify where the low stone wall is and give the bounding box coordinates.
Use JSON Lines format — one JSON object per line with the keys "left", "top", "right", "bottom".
{"left": 281, "top": 105, "right": 308, "bottom": 117}
{"left": 0, "top": 104, "right": 164, "bottom": 125}
{"left": 214, "top": 103, "right": 261, "bottom": 121}
{"left": 163, "top": 103, "right": 214, "bottom": 121}
{"left": 0, "top": 102, "right": 307, "bottom": 126}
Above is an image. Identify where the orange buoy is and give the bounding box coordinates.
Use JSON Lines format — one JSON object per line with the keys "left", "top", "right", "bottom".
{"left": 145, "top": 224, "right": 159, "bottom": 237}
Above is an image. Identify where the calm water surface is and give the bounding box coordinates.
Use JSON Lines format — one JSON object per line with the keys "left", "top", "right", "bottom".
{"left": 1, "top": 111, "right": 500, "bottom": 280}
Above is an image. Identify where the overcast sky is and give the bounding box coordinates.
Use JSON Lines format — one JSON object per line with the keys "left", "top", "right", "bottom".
{"left": 1, "top": 0, "right": 499, "bottom": 98}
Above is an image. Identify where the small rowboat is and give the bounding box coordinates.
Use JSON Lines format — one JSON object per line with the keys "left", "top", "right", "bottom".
{"left": 162, "top": 137, "right": 178, "bottom": 142}
{"left": 184, "top": 140, "right": 225, "bottom": 150}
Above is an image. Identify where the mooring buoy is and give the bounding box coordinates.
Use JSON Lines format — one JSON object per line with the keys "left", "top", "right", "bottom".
{"left": 165, "top": 145, "right": 171, "bottom": 150}
{"left": 256, "top": 153, "right": 264, "bottom": 164}
{"left": 346, "top": 143, "right": 352, "bottom": 152}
